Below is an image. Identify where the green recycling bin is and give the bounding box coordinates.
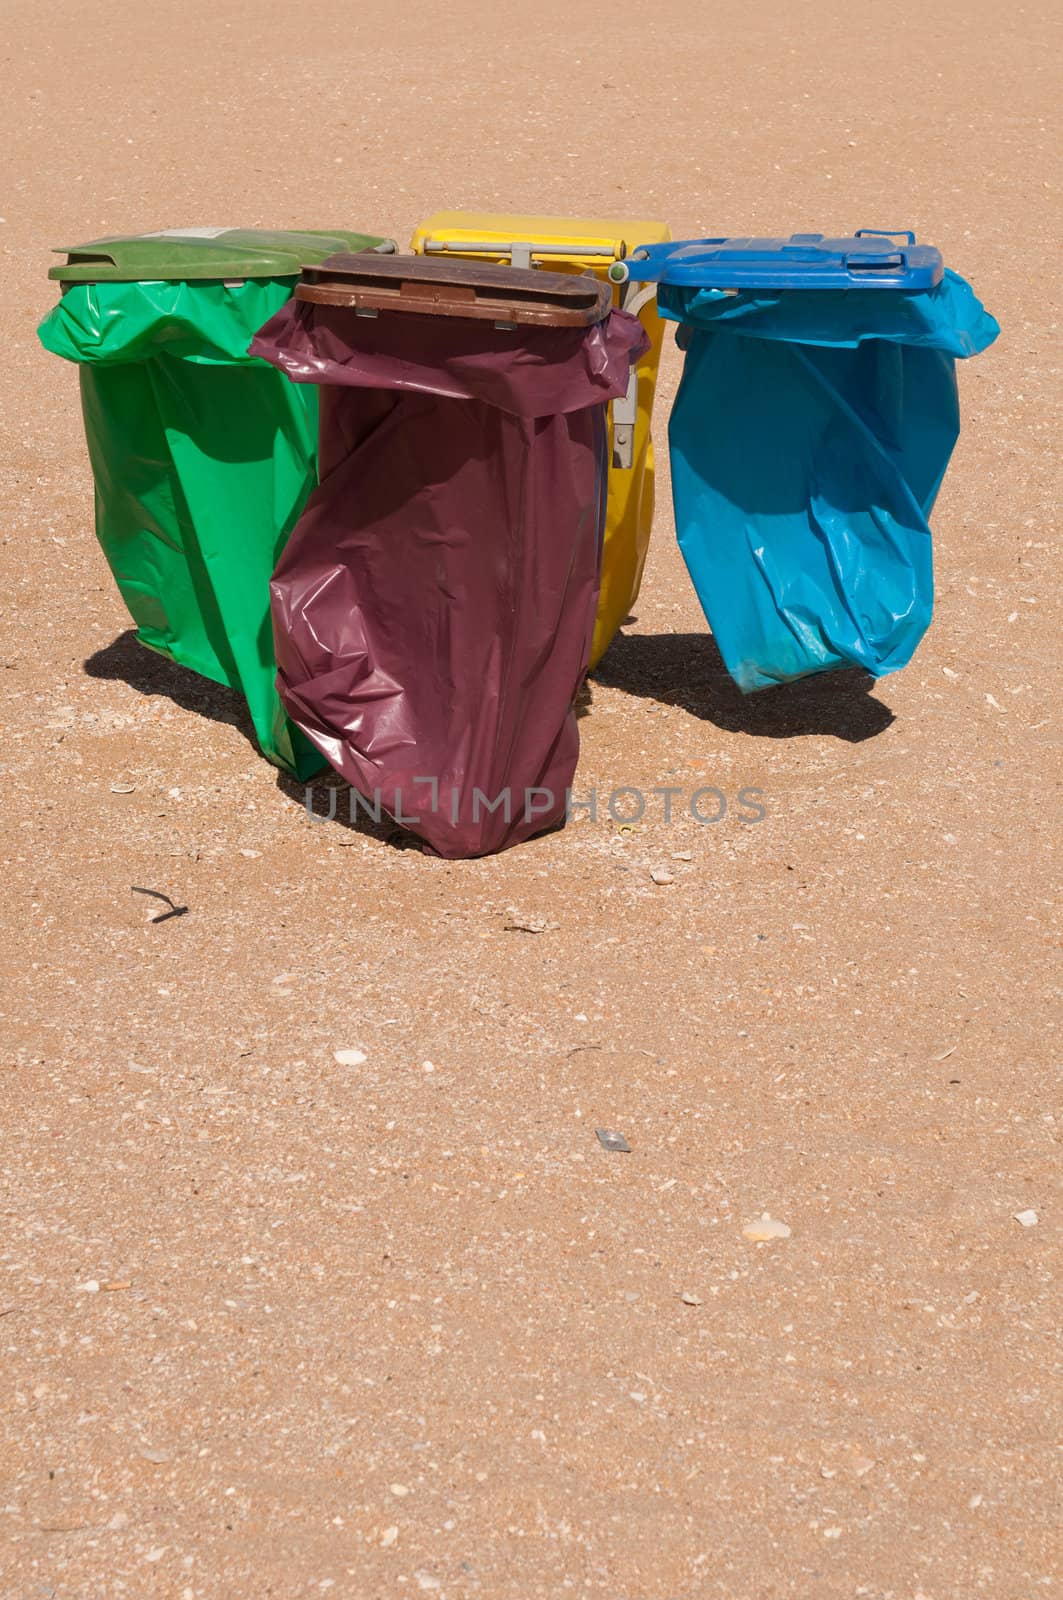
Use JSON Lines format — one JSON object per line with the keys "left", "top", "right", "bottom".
{"left": 38, "top": 228, "right": 395, "bottom": 778}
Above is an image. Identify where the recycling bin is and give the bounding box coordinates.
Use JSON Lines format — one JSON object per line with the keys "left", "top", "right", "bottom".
{"left": 250, "top": 252, "right": 648, "bottom": 857}
{"left": 410, "top": 212, "right": 671, "bottom": 669}
{"left": 617, "top": 231, "right": 1000, "bottom": 691}
{"left": 38, "top": 227, "right": 396, "bottom": 778}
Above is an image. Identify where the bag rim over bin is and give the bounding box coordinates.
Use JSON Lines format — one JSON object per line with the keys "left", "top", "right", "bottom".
{"left": 253, "top": 253, "right": 639, "bottom": 421}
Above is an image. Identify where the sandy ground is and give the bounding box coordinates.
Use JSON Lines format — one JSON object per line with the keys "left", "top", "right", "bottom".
{"left": 1, "top": 0, "right": 1060, "bottom": 1595}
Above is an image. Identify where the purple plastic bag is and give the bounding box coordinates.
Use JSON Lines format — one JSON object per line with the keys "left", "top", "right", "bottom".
{"left": 250, "top": 301, "right": 648, "bottom": 857}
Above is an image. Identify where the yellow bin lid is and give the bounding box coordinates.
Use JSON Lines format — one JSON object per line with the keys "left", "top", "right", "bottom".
{"left": 411, "top": 211, "right": 671, "bottom": 269}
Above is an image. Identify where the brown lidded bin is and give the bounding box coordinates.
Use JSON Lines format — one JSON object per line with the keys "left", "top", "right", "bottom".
{"left": 250, "top": 253, "right": 648, "bottom": 858}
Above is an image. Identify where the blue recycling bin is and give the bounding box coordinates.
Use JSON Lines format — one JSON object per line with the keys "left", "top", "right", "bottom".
{"left": 616, "top": 232, "right": 999, "bottom": 691}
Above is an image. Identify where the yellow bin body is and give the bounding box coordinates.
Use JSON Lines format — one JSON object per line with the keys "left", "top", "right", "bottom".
{"left": 410, "top": 211, "right": 670, "bottom": 669}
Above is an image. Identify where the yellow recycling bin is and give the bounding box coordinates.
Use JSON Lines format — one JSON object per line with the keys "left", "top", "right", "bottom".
{"left": 410, "top": 211, "right": 670, "bottom": 669}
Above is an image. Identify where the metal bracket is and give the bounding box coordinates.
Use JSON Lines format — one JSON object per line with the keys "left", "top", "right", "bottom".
{"left": 610, "top": 279, "right": 657, "bottom": 470}
{"left": 611, "top": 368, "right": 639, "bottom": 470}
{"left": 621, "top": 281, "right": 657, "bottom": 320}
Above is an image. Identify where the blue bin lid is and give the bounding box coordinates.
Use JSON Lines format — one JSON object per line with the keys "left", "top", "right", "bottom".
{"left": 623, "top": 231, "right": 943, "bottom": 291}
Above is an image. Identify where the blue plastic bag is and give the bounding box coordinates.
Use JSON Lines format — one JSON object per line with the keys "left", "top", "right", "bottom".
{"left": 659, "top": 270, "right": 999, "bottom": 691}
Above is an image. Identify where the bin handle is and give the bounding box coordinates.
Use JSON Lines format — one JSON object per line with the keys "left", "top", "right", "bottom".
{"left": 844, "top": 248, "right": 909, "bottom": 275}
{"left": 855, "top": 228, "right": 916, "bottom": 245}
{"left": 423, "top": 240, "right": 619, "bottom": 262}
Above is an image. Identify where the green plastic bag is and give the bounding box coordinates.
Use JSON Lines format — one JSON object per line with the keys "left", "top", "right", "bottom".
{"left": 40, "top": 274, "right": 326, "bottom": 776}
{"left": 40, "top": 229, "right": 396, "bottom": 776}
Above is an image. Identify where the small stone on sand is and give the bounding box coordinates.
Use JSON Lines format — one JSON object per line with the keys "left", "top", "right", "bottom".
{"left": 742, "top": 1215, "right": 792, "bottom": 1242}
{"left": 333, "top": 1049, "right": 367, "bottom": 1067}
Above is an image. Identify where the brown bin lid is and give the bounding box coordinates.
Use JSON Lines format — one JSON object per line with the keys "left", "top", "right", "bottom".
{"left": 295, "top": 252, "right": 611, "bottom": 327}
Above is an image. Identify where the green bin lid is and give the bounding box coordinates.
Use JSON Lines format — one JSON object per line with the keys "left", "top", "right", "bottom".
{"left": 48, "top": 228, "right": 396, "bottom": 284}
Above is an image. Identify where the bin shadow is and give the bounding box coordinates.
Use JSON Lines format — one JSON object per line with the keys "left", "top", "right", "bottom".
{"left": 83, "top": 629, "right": 261, "bottom": 753}
{"left": 589, "top": 629, "right": 895, "bottom": 743}
{"left": 85, "top": 632, "right": 421, "bottom": 849}
{"left": 274, "top": 770, "right": 417, "bottom": 850}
